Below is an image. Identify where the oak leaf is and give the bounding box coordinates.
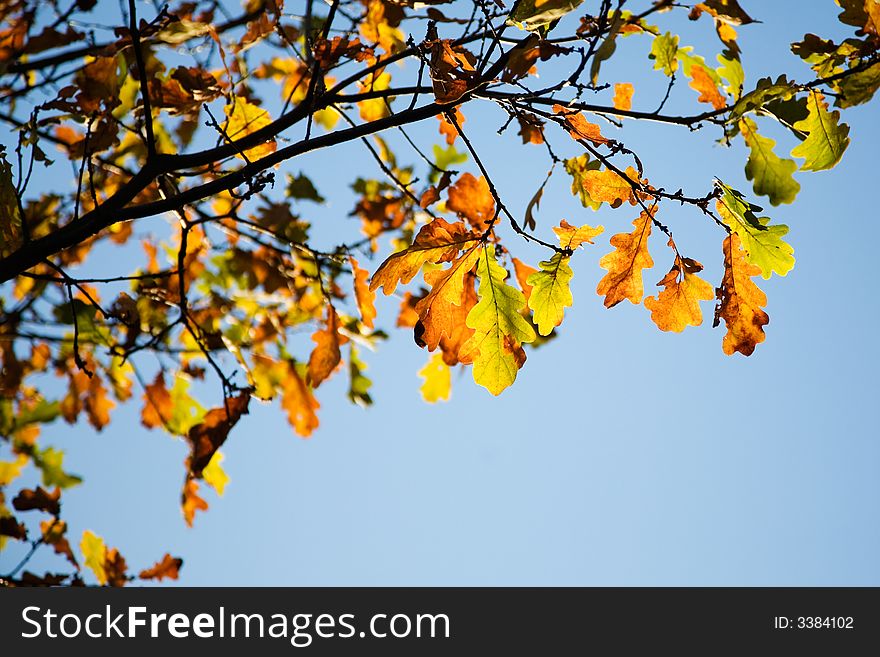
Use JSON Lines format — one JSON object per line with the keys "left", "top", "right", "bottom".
{"left": 80, "top": 530, "right": 107, "bottom": 585}
{"left": 613, "top": 83, "right": 634, "bottom": 111}
{"left": 181, "top": 478, "right": 209, "bottom": 527}
{"left": 597, "top": 211, "right": 654, "bottom": 307}
{"left": 790, "top": 91, "right": 850, "bottom": 171}
{"left": 740, "top": 118, "right": 800, "bottom": 206}
{"left": 552, "top": 104, "right": 609, "bottom": 144}
{"left": 281, "top": 362, "right": 320, "bottom": 437}
{"left": 187, "top": 392, "right": 250, "bottom": 478}
{"left": 645, "top": 251, "right": 715, "bottom": 332}
{"left": 139, "top": 553, "right": 183, "bottom": 581}
{"left": 446, "top": 173, "right": 496, "bottom": 231}
{"left": 715, "top": 234, "right": 770, "bottom": 356}
{"left": 223, "top": 98, "right": 277, "bottom": 161}
{"left": 350, "top": 256, "right": 377, "bottom": 328}
{"left": 307, "top": 306, "right": 348, "bottom": 387}
{"left": 581, "top": 166, "right": 639, "bottom": 208}
{"left": 459, "top": 245, "right": 536, "bottom": 395}
{"left": 418, "top": 352, "right": 451, "bottom": 403}
{"left": 689, "top": 65, "right": 727, "bottom": 109}
{"left": 12, "top": 486, "right": 61, "bottom": 515}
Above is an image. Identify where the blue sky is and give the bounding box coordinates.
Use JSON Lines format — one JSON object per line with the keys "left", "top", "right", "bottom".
{"left": 2, "top": 0, "right": 879, "bottom": 585}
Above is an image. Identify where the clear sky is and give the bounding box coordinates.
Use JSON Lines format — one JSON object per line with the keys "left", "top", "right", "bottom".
{"left": 2, "top": 0, "right": 879, "bottom": 585}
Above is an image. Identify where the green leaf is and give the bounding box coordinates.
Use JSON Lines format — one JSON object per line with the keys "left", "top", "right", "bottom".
{"left": 347, "top": 345, "right": 373, "bottom": 407}
{"left": 563, "top": 155, "right": 602, "bottom": 210}
{"left": 740, "top": 118, "right": 800, "bottom": 206}
{"left": 527, "top": 253, "right": 574, "bottom": 336}
{"left": 286, "top": 173, "right": 325, "bottom": 203}
{"left": 460, "top": 245, "right": 536, "bottom": 395}
{"left": 717, "top": 52, "right": 744, "bottom": 99}
{"left": 32, "top": 447, "right": 82, "bottom": 489}
{"left": 790, "top": 91, "right": 850, "bottom": 171}
{"left": 430, "top": 145, "right": 467, "bottom": 183}
{"left": 0, "top": 146, "right": 23, "bottom": 258}
{"left": 167, "top": 377, "right": 207, "bottom": 436}
{"left": 649, "top": 32, "right": 680, "bottom": 76}
{"left": 835, "top": 61, "right": 880, "bottom": 108}
{"left": 15, "top": 399, "right": 61, "bottom": 427}
{"left": 590, "top": 12, "right": 623, "bottom": 84}
{"left": 507, "top": 0, "right": 585, "bottom": 32}
{"left": 728, "top": 75, "right": 798, "bottom": 124}
{"left": 715, "top": 181, "right": 795, "bottom": 278}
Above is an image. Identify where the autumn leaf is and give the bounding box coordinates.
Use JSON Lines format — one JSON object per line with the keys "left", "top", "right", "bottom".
{"left": 141, "top": 371, "right": 173, "bottom": 429}
{"left": 552, "top": 104, "right": 610, "bottom": 145}
{"left": 739, "top": 118, "right": 800, "bottom": 206}
{"left": 414, "top": 247, "right": 481, "bottom": 358}
{"left": 437, "top": 108, "right": 465, "bottom": 145}
{"left": 715, "top": 234, "right": 770, "bottom": 356}
{"left": 12, "top": 486, "right": 61, "bottom": 515}
{"left": 418, "top": 352, "right": 451, "bottom": 403}
{"left": 181, "top": 478, "right": 209, "bottom": 527}
{"left": 281, "top": 361, "right": 320, "bottom": 437}
{"left": 527, "top": 221, "right": 603, "bottom": 336}
{"left": 645, "top": 249, "right": 715, "bottom": 332}
{"left": 370, "top": 218, "right": 479, "bottom": 295}
{"left": 186, "top": 392, "right": 250, "bottom": 478}
{"left": 139, "top": 553, "right": 183, "bottom": 581}
{"left": 349, "top": 257, "right": 377, "bottom": 329}
{"left": 105, "top": 547, "right": 128, "bottom": 587}
{"left": 597, "top": 211, "right": 654, "bottom": 307}
{"left": 80, "top": 530, "right": 107, "bottom": 585}
{"left": 41, "top": 519, "right": 78, "bottom": 569}
{"left": 512, "top": 257, "right": 537, "bottom": 302}
{"left": 223, "top": 97, "right": 277, "bottom": 161}
{"left": 459, "top": 245, "right": 536, "bottom": 395}
{"left": 715, "top": 181, "right": 795, "bottom": 279}
{"left": 650, "top": 32, "right": 681, "bottom": 76}
{"left": 307, "top": 306, "right": 348, "bottom": 387}
{"left": 508, "top": 0, "right": 585, "bottom": 32}
{"left": 581, "top": 167, "right": 639, "bottom": 208}
{"left": 613, "top": 83, "right": 634, "bottom": 111}
{"left": 689, "top": 65, "right": 727, "bottom": 109}
{"left": 446, "top": 173, "right": 496, "bottom": 231}
{"left": 564, "top": 155, "right": 602, "bottom": 210}
{"left": 202, "top": 451, "right": 230, "bottom": 496}
{"left": 790, "top": 91, "right": 850, "bottom": 171}
{"left": 0, "top": 147, "right": 22, "bottom": 258}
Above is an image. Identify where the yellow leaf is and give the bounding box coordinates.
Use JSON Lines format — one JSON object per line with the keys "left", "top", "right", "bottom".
{"left": 202, "top": 451, "right": 229, "bottom": 496}
{"left": 223, "top": 98, "right": 277, "bottom": 161}
{"left": 597, "top": 211, "right": 654, "bottom": 307}
{"left": 418, "top": 352, "right": 451, "bottom": 403}
{"left": 80, "top": 530, "right": 107, "bottom": 585}
{"left": 581, "top": 167, "right": 639, "bottom": 208}
{"left": 0, "top": 454, "right": 27, "bottom": 486}
{"left": 552, "top": 219, "right": 605, "bottom": 249}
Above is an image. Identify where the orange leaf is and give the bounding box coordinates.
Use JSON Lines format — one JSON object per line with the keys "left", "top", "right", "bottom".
{"left": 689, "top": 66, "right": 726, "bottom": 109}
{"left": 597, "top": 211, "right": 655, "bottom": 307}
{"left": 613, "top": 82, "right": 634, "bottom": 111}
{"left": 307, "top": 306, "right": 348, "bottom": 387}
{"left": 414, "top": 248, "right": 480, "bottom": 364}
{"left": 581, "top": 167, "right": 639, "bottom": 208}
{"left": 281, "top": 362, "right": 320, "bottom": 437}
{"left": 40, "top": 519, "right": 78, "bottom": 569}
{"left": 446, "top": 173, "right": 495, "bottom": 231}
{"left": 141, "top": 371, "right": 172, "bottom": 429}
{"left": 512, "top": 257, "right": 537, "bottom": 302}
{"left": 644, "top": 252, "right": 714, "bottom": 332}
{"left": 552, "top": 104, "right": 609, "bottom": 144}
{"left": 349, "top": 256, "right": 377, "bottom": 329}
{"left": 715, "top": 234, "right": 770, "bottom": 356}
{"left": 370, "top": 218, "right": 478, "bottom": 295}
{"left": 85, "top": 373, "right": 114, "bottom": 431}
{"left": 181, "top": 478, "right": 208, "bottom": 527}
{"left": 437, "top": 108, "right": 464, "bottom": 145}
{"left": 139, "top": 553, "right": 183, "bottom": 581}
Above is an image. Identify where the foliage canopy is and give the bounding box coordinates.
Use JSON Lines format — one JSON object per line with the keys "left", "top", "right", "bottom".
{"left": 1, "top": 0, "right": 878, "bottom": 585}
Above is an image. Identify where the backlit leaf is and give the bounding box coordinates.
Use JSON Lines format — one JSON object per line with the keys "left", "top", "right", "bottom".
{"left": 80, "top": 530, "right": 107, "bottom": 585}
{"left": 223, "top": 98, "right": 277, "bottom": 161}
{"left": 645, "top": 251, "right": 715, "bottom": 332}
{"left": 418, "top": 352, "right": 451, "bottom": 403}
{"left": 790, "top": 91, "right": 850, "bottom": 171}
{"left": 597, "top": 211, "right": 654, "bottom": 307}
{"left": 715, "top": 234, "right": 770, "bottom": 356}
{"left": 139, "top": 553, "right": 183, "bottom": 581}
{"left": 740, "top": 118, "right": 800, "bottom": 206}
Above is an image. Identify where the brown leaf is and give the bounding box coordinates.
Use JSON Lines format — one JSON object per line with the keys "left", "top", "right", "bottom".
{"left": 12, "top": 486, "right": 61, "bottom": 516}
{"left": 187, "top": 392, "right": 250, "bottom": 478}
{"left": 139, "top": 553, "right": 183, "bottom": 581}
{"left": 141, "top": 371, "right": 173, "bottom": 429}
{"left": 0, "top": 515, "right": 27, "bottom": 540}
{"left": 40, "top": 519, "right": 79, "bottom": 569}
{"left": 104, "top": 548, "right": 128, "bottom": 587}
